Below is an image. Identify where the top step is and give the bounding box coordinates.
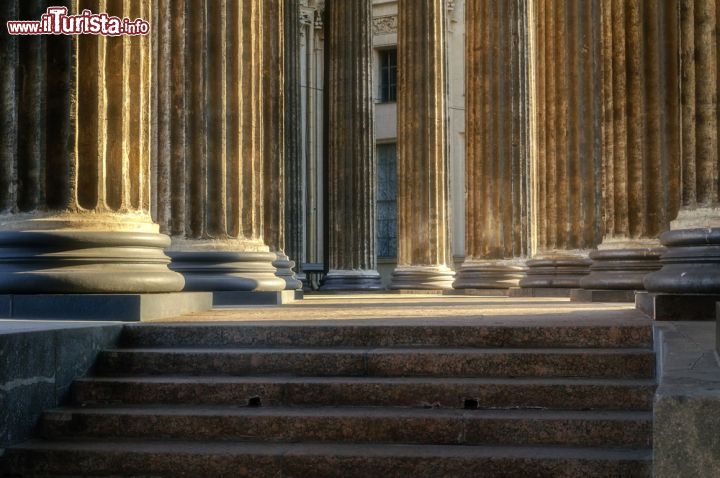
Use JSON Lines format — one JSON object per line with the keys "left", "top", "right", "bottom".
{"left": 122, "top": 314, "right": 653, "bottom": 349}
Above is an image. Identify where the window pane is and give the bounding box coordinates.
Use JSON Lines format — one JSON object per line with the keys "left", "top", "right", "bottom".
{"left": 376, "top": 143, "right": 397, "bottom": 258}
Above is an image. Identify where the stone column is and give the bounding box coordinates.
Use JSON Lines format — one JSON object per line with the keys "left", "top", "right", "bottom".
{"left": 0, "top": 1, "right": 184, "bottom": 296}
{"left": 643, "top": 0, "right": 720, "bottom": 320}
{"left": 519, "top": 0, "right": 602, "bottom": 294}
{"left": 575, "top": 0, "right": 681, "bottom": 302}
{"left": 454, "top": 0, "right": 532, "bottom": 291}
{"left": 321, "top": 0, "right": 383, "bottom": 291}
{"left": 154, "top": 0, "right": 286, "bottom": 304}
{"left": 284, "top": 0, "right": 306, "bottom": 286}
{"left": 263, "top": 0, "right": 302, "bottom": 291}
{"left": 390, "top": 0, "right": 455, "bottom": 290}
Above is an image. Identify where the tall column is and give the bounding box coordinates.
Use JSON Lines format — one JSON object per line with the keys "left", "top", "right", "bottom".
{"left": 520, "top": 0, "right": 602, "bottom": 293}
{"left": 0, "top": 0, "right": 183, "bottom": 294}
{"left": 576, "top": 0, "right": 681, "bottom": 301}
{"left": 321, "top": 0, "right": 383, "bottom": 291}
{"left": 454, "top": 0, "right": 532, "bottom": 291}
{"left": 643, "top": 0, "right": 720, "bottom": 320}
{"left": 390, "top": 0, "right": 455, "bottom": 290}
{"left": 284, "top": 0, "right": 306, "bottom": 285}
{"left": 263, "top": 0, "right": 302, "bottom": 291}
{"left": 154, "top": 0, "right": 285, "bottom": 300}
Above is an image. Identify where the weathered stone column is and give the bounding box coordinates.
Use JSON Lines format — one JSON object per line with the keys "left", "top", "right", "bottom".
{"left": 154, "top": 0, "right": 287, "bottom": 305}
{"left": 454, "top": 0, "right": 532, "bottom": 291}
{"left": 518, "top": 0, "right": 602, "bottom": 295}
{"left": 390, "top": 0, "right": 455, "bottom": 290}
{"left": 263, "top": 0, "right": 302, "bottom": 291}
{"left": 321, "top": 0, "right": 383, "bottom": 291}
{"left": 643, "top": 0, "right": 720, "bottom": 320}
{"left": 0, "top": 1, "right": 185, "bottom": 298}
{"left": 575, "top": 0, "right": 681, "bottom": 302}
{"left": 284, "top": 0, "right": 306, "bottom": 286}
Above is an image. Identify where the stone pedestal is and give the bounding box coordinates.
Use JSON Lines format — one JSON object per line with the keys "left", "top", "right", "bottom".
{"left": 455, "top": 0, "right": 531, "bottom": 290}
{"left": 321, "top": 0, "right": 382, "bottom": 291}
{"left": 0, "top": 0, "right": 189, "bottom": 317}
{"left": 390, "top": 0, "right": 454, "bottom": 290}
{"left": 153, "top": 0, "right": 286, "bottom": 305}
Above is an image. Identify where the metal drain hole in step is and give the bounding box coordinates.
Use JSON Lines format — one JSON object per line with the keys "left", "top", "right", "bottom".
{"left": 463, "top": 398, "right": 479, "bottom": 409}
{"left": 248, "top": 396, "right": 262, "bottom": 407}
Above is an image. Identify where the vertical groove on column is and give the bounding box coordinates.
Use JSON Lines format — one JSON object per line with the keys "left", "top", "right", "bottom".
{"left": 284, "top": 0, "right": 304, "bottom": 271}
{"left": 262, "top": 0, "right": 285, "bottom": 253}
{"left": 0, "top": 0, "right": 19, "bottom": 213}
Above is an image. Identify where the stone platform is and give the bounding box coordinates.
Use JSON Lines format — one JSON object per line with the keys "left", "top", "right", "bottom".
{"left": 0, "top": 293, "right": 212, "bottom": 322}
{"left": 570, "top": 289, "right": 636, "bottom": 303}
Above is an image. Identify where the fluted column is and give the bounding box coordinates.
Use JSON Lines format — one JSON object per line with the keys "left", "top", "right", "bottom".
{"left": 520, "top": 0, "right": 602, "bottom": 292}
{"left": 643, "top": 0, "right": 720, "bottom": 318}
{"left": 263, "top": 0, "right": 302, "bottom": 291}
{"left": 0, "top": 0, "right": 183, "bottom": 293}
{"left": 577, "top": 0, "right": 681, "bottom": 300}
{"left": 454, "top": 0, "right": 531, "bottom": 290}
{"left": 321, "top": 0, "right": 382, "bottom": 291}
{"left": 284, "top": 0, "right": 306, "bottom": 285}
{"left": 390, "top": 0, "right": 455, "bottom": 290}
{"left": 154, "top": 0, "right": 285, "bottom": 294}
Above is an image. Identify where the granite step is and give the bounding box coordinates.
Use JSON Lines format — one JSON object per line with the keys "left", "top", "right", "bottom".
{"left": 71, "top": 376, "right": 656, "bottom": 410}
{"left": 120, "top": 321, "right": 653, "bottom": 349}
{"left": 39, "top": 405, "right": 653, "bottom": 448}
{"left": 2, "top": 439, "right": 653, "bottom": 478}
{"left": 96, "top": 347, "right": 656, "bottom": 379}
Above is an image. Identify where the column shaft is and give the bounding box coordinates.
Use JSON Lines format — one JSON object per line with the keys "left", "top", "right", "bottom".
{"left": 455, "top": 0, "right": 531, "bottom": 290}
{"left": 390, "top": 0, "right": 455, "bottom": 290}
{"left": 579, "top": 0, "right": 681, "bottom": 295}
{"left": 0, "top": 0, "right": 182, "bottom": 293}
{"left": 153, "top": 0, "right": 285, "bottom": 293}
{"left": 322, "top": 0, "right": 382, "bottom": 291}
{"left": 521, "top": 0, "right": 602, "bottom": 290}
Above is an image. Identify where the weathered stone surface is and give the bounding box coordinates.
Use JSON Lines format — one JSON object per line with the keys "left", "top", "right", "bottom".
{"left": 321, "top": 271, "right": 384, "bottom": 291}
{"left": 391, "top": 0, "right": 454, "bottom": 290}
{"left": 212, "top": 290, "right": 297, "bottom": 307}
{"left": 636, "top": 291, "right": 720, "bottom": 321}
{"left": 570, "top": 288, "right": 636, "bottom": 303}
{"left": 456, "top": 1, "right": 531, "bottom": 290}
{"left": 653, "top": 321, "right": 720, "bottom": 477}
{"left": 3, "top": 440, "right": 652, "bottom": 478}
{"left": 0, "top": 323, "right": 122, "bottom": 450}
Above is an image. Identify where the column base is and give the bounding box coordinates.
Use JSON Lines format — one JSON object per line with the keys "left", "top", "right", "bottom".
{"left": 452, "top": 260, "right": 527, "bottom": 289}
{"left": 168, "top": 251, "right": 286, "bottom": 292}
{"left": 579, "top": 248, "right": 663, "bottom": 291}
{"left": 388, "top": 265, "right": 455, "bottom": 290}
{"left": 570, "top": 289, "right": 636, "bottom": 303}
{"left": 519, "top": 255, "right": 592, "bottom": 289}
{"left": 0, "top": 292, "right": 211, "bottom": 322}
{"left": 0, "top": 231, "right": 184, "bottom": 294}
{"left": 320, "top": 270, "right": 384, "bottom": 291}
{"left": 508, "top": 287, "right": 574, "bottom": 298}
{"left": 636, "top": 291, "right": 720, "bottom": 321}
{"left": 272, "top": 252, "right": 303, "bottom": 290}
{"left": 212, "top": 290, "right": 297, "bottom": 306}
{"left": 445, "top": 288, "right": 510, "bottom": 297}
{"left": 644, "top": 228, "right": 720, "bottom": 294}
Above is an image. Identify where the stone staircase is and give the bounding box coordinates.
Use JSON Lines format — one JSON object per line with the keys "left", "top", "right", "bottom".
{"left": 3, "top": 316, "right": 656, "bottom": 477}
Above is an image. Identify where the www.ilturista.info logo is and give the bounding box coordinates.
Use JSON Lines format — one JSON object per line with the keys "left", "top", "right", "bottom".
{"left": 7, "top": 7, "right": 150, "bottom": 36}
